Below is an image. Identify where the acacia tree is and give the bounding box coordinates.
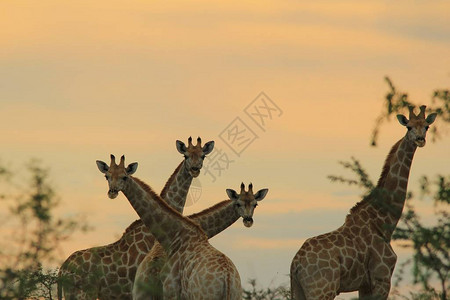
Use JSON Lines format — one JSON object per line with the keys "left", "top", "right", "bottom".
{"left": 0, "top": 160, "right": 88, "bottom": 299}
{"left": 393, "top": 176, "right": 449, "bottom": 300}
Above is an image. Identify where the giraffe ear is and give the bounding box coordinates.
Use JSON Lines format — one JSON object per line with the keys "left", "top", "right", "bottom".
{"left": 126, "top": 162, "right": 138, "bottom": 175}
{"left": 226, "top": 189, "right": 239, "bottom": 201}
{"left": 176, "top": 140, "right": 187, "bottom": 154}
{"left": 202, "top": 141, "right": 215, "bottom": 155}
{"left": 254, "top": 189, "right": 269, "bottom": 201}
{"left": 96, "top": 160, "right": 109, "bottom": 173}
{"left": 396, "top": 114, "right": 409, "bottom": 126}
{"left": 426, "top": 113, "right": 437, "bottom": 125}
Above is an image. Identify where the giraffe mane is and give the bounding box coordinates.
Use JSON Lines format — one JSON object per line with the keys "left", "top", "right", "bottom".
{"left": 160, "top": 161, "right": 184, "bottom": 199}
{"left": 376, "top": 138, "right": 402, "bottom": 188}
{"left": 348, "top": 138, "right": 402, "bottom": 214}
{"left": 130, "top": 176, "right": 205, "bottom": 233}
{"left": 348, "top": 194, "right": 369, "bottom": 215}
{"left": 123, "top": 219, "right": 143, "bottom": 234}
{"left": 109, "top": 219, "right": 145, "bottom": 248}
{"left": 187, "top": 199, "right": 231, "bottom": 219}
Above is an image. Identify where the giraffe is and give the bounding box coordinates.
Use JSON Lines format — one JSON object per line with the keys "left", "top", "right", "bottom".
{"left": 132, "top": 182, "right": 269, "bottom": 299}
{"left": 96, "top": 154, "right": 243, "bottom": 299}
{"left": 58, "top": 137, "right": 214, "bottom": 300}
{"left": 290, "top": 106, "right": 437, "bottom": 300}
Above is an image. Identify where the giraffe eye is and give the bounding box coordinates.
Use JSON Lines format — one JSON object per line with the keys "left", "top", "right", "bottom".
{"left": 253, "top": 203, "right": 258, "bottom": 208}
{"left": 184, "top": 155, "right": 188, "bottom": 159}
{"left": 104, "top": 175, "right": 109, "bottom": 180}
{"left": 201, "top": 155, "right": 206, "bottom": 159}
{"left": 407, "top": 126, "right": 412, "bottom": 131}
{"left": 235, "top": 203, "right": 241, "bottom": 208}
{"left": 122, "top": 176, "right": 128, "bottom": 181}
{"left": 425, "top": 126, "right": 429, "bottom": 131}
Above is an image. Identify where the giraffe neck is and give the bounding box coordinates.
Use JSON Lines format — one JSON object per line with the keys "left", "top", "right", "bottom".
{"left": 160, "top": 161, "right": 192, "bottom": 214}
{"left": 373, "top": 136, "right": 417, "bottom": 239}
{"left": 188, "top": 200, "right": 239, "bottom": 239}
{"left": 121, "top": 176, "right": 203, "bottom": 255}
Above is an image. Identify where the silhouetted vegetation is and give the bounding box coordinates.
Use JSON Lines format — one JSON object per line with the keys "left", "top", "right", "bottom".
{"left": 392, "top": 175, "right": 449, "bottom": 300}
{"left": 242, "top": 279, "right": 290, "bottom": 300}
{"left": 0, "top": 160, "right": 88, "bottom": 299}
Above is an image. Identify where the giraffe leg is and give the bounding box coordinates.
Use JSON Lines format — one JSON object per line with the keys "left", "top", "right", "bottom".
{"left": 59, "top": 276, "right": 97, "bottom": 300}
{"left": 360, "top": 283, "right": 392, "bottom": 300}
{"left": 364, "top": 241, "right": 396, "bottom": 300}
{"left": 162, "top": 270, "right": 181, "bottom": 300}
{"left": 300, "top": 273, "right": 338, "bottom": 300}
{"left": 359, "top": 284, "right": 377, "bottom": 300}
{"left": 133, "top": 258, "right": 164, "bottom": 300}
{"left": 363, "top": 264, "right": 394, "bottom": 299}
{"left": 290, "top": 273, "right": 306, "bottom": 300}
{"left": 367, "top": 278, "right": 390, "bottom": 300}
{"left": 359, "top": 284, "right": 389, "bottom": 300}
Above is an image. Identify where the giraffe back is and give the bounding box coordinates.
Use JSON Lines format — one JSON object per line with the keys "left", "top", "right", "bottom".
{"left": 58, "top": 220, "right": 155, "bottom": 299}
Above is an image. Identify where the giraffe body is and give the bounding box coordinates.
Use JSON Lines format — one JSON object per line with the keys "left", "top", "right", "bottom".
{"left": 58, "top": 137, "right": 213, "bottom": 299}
{"left": 162, "top": 239, "right": 242, "bottom": 300}
{"left": 133, "top": 183, "right": 268, "bottom": 299}
{"left": 291, "top": 219, "right": 396, "bottom": 299}
{"left": 290, "top": 106, "right": 437, "bottom": 300}
{"left": 58, "top": 221, "right": 155, "bottom": 299}
{"left": 96, "top": 154, "right": 242, "bottom": 299}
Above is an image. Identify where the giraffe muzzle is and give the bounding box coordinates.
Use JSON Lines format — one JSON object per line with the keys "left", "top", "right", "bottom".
{"left": 108, "top": 189, "right": 119, "bottom": 199}
{"left": 190, "top": 167, "right": 200, "bottom": 177}
{"left": 243, "top": 217, "right": 254, "bottom": 227}
{"left": 415, "top": 137, "right": 426, "bottom": 147}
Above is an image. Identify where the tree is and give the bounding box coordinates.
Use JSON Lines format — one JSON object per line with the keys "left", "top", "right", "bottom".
{"left": 0, "top": 159, "right": 88, "bottom": 299}
{"left": 392, "top": 175, "right": 449, "bottom": 300}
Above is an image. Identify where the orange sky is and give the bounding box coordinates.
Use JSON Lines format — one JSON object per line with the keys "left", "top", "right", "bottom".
{"left": 1, "top": 1, "right": 449, "bottom": 298}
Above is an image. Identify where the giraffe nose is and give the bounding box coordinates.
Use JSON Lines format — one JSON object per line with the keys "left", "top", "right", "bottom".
{"left": 108, "top": 189, "right": 119, "bottom": 199}
{"left": 243, "top": 217, "right": 254, "bottom": 228}
{"left": 189, "top": 167, "right": 201, "bottom": 177}
{"left": 415, "top": 137, "right": 426, "bottom": 147}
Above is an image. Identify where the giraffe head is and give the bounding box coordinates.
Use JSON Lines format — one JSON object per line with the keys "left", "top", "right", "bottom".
{"left": 226, "top": 183, "right": 269, "bottom": 228}
{"left": 397, "top": 105, "right": 437, "bottom": 147}
{"left": 96, "top": 154, "right": 138, "bottom": 199}
{"left": 175, "top": 136, "right": 214, "bottom": 177}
